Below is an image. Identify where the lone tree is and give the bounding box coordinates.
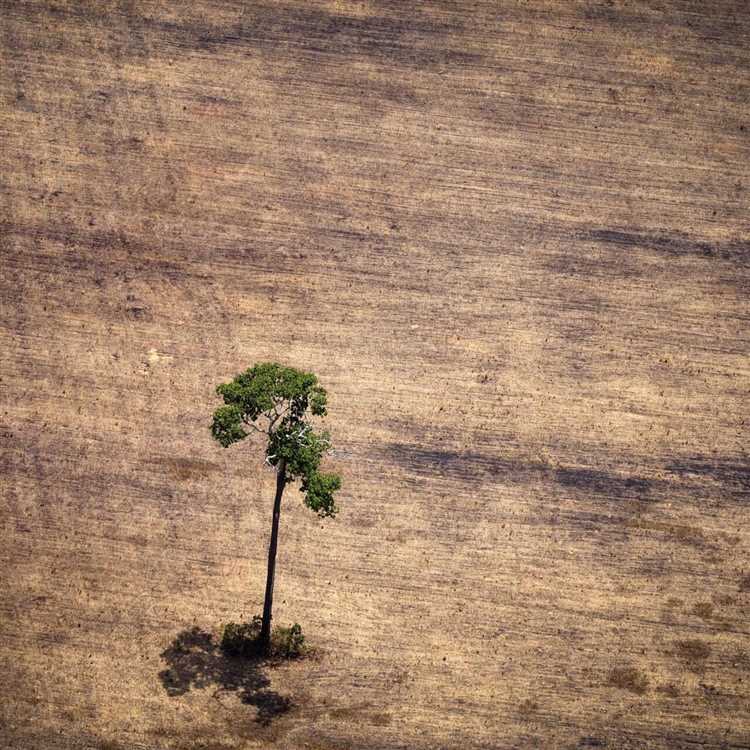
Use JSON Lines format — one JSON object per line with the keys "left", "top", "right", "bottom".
{"left": 211, "top": 362, "right": 341, "bottom": 655}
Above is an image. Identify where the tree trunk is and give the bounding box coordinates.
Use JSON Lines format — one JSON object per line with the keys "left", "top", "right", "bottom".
{"left": 260, "top": 457, "right": 286, "bottom": 655}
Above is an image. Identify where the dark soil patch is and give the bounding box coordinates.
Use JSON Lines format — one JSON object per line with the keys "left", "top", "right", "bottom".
{"left": 673, "top": 639, "right": 712, "bottom": 671}
{"left": 607, "top": 666, "right": 649, "bottom": 695}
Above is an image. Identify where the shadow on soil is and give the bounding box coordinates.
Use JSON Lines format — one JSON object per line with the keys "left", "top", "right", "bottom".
{"left": 159, "top": 627, "right": 291, "bottom": 725}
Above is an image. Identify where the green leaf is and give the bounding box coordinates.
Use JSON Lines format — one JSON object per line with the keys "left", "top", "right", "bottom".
{"left": 301, "top": 471, "right": 342, "bottom": 518}
{"left": 211, "top": 405, "right": 248, "bottom": 447}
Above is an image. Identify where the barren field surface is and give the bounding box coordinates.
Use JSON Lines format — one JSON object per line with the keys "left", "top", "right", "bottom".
{"left": 1, "top": 1, "right": 749, "bottom": 748}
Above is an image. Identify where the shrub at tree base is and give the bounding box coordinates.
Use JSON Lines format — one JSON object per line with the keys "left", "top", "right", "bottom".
{"left": 272, "top": 623, "right": 305, "bottom": 658}
{"left": 221, "top": 617, "right": 306, "bottom": 659}
{"left": 221, "top": 616, "right": 263, "bottom": 657}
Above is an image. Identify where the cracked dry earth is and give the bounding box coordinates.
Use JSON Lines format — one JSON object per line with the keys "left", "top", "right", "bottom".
{"left": 1, "top": 1, "right": 749, "bottom": 749}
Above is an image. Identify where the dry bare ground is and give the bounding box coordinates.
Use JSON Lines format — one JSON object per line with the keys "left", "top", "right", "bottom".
{"left": 1, "top": 1, "right": 749, "bottom": 748}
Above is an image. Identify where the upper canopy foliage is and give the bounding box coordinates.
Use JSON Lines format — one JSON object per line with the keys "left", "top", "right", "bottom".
{"left": 211, "top": 362, "right": 341, "bottom": 517}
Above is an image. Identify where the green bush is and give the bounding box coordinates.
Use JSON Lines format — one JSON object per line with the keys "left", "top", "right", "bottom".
{"left": 272, "top": 623, "right": 305, "bottom": 659}
{"left": 220, "top": 617, "right": 306, "bottom": 659}
{"left": 220, "top": 616, "right": 262, "bottom": 657}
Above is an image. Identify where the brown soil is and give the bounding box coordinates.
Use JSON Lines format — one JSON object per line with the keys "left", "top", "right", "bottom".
{"left": 1, "top": 1, "right": 749, "bottom": 749}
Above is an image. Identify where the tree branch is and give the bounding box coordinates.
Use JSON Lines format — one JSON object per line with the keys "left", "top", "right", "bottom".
{"left": 266, "top": 399, "right": 292, "bottom": 434}
{"left": 241, "top": 416, "right": 266, "bottom": 435}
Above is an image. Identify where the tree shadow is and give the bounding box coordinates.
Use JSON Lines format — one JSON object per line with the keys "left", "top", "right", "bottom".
{"left": 158, "top": 627, "right": 292, "bottom": 725}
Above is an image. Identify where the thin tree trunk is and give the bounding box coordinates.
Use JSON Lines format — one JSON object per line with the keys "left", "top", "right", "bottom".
{"left": 260, "top": 457, "right": 286, "bottom": 655}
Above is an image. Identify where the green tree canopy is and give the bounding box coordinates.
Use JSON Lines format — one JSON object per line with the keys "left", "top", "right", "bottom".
{"left": 211, "top": 362, "right": 341, "bottom": 517}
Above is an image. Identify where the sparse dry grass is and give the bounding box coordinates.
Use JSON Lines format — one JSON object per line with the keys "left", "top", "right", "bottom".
{"left": 673, "top": 640, "right": 712, "bottom": 666}
{"left": 691, "top": 602, "right": 714, "bottom": 620}
{"left": 607, "top": 666, "right": 650, "bottom": 696}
